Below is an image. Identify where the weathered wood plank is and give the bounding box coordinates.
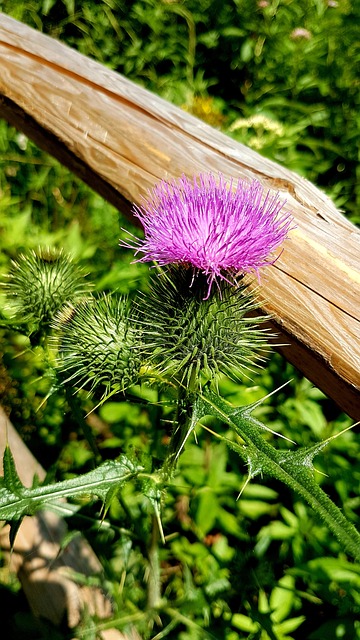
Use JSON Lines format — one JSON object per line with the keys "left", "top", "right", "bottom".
{"left": 0, "top": 13, "right": 359, "bottom": 417}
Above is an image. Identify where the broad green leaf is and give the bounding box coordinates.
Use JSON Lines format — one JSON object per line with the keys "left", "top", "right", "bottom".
{"left": 275, "top": 615, "right": 306, "bottom": 636}
{"left": 195, "top": 487, "right": 218, "bottom": 536}
{"left": 258, "top": 520, "right": 296, "bottom": 541}
{"left": 232, "top": 613, "right": 258, "bottom": 633}
{"left": 238, "top": 499, "right": 277, "bottom": 520}
{"left": 303, "top": 557, "right": 360, "bottom": 586}
{"left": 269, "top": 575, "right": 296, "bottom": 623}
{"left": 216, "top": 507, "right": 244, "bottom": 538}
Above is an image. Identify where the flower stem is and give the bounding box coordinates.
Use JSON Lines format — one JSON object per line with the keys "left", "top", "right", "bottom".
{"left": 147, "top": 514, "right": 162, "bottom": 611}
{"left": 161, "top": 384, "right": 196, "bottom": 481}
{"left": 65, "top": 390, "right": 101, "bottom": 464}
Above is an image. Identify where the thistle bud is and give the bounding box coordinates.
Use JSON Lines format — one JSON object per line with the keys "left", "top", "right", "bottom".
{"left": 5, "top": 248, "right": 89, "bottom": 331}
{"left": 53, "top": 295, "right": 140, "bottom": 398}
{"left": 135, "top": 267, "right": 270, "bottom": 389}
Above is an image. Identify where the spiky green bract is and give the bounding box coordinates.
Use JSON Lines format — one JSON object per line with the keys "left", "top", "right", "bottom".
{"left": 53, "top": 295, "right": 140, "bottom": 398}
{"left": 5, "top": 248, "right": 89, "bottom": 331}
{"left": 135, "top": 266, "right": 270, "bottom": 389}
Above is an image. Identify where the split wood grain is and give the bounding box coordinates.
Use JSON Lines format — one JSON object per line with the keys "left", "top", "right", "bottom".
{"left": 0, "top": 13, "right": 359, "bottom": 417}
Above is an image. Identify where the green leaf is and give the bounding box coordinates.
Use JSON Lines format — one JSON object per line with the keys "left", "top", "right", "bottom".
{"left": 269, "top": 575, "right": 296, "bottom": 623}
{"left": 2, "top": 446, "right": 24, "bottom": 496}
{"left": 258, "top": 520, "right": 296, "bottom": 541}
{"left": 275, "top": 615, "right": 306, "bottom": 636}
{"left": 8, "top": 519, "right": 24, "bottom": 551}
{"left": 238, "top": 499, "right": 276, "bottom": 520}
{"left": 216, "top": 506, "right": 244, "bottom": 538}
{"left": 195, "top": 390, "right": 360, "bottom": 562}
{"left": 142, "top": 476, "right": 165, "bottom": 543}
{"left": 232, "top": 613, "right": 258, "bottom": 633}
{"left": 42, "top": 0, "right": 57, "bottom": 16}
{"left": 0, "top": 453, "right": 143, "bottom": 522}
{"left": 301, "top": 557, "right": 360, "bottom": 586}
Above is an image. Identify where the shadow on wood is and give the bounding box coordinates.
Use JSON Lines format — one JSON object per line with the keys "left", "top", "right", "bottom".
{"left": 0, "top": 12, "right": 359, "bottom": 418}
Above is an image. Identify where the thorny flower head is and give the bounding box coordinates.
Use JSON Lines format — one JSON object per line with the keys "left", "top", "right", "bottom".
{"left": 4, "top": 248, "right": 90, "bottom": 331}
{"left": 53, "top": 295, "right": 140, "bottom": 399}
{"left": 122, "top": 174, "right": 293, "bottom": 297}
{"left": 134, "top": 267, "right": 272, "bottom": 389}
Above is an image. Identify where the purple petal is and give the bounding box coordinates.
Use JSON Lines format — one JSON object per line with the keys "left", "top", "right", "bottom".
{"left": 121, "top": 173, "right": 294, "bottom": 293}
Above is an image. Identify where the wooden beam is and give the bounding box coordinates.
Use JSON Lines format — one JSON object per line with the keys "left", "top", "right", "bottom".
{"left": 0, "top": 13, "right": 359, "bottom": 418}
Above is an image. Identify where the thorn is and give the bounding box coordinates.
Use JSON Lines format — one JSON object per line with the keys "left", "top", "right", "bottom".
{"left": 322, "top": 421, "right": 359, "bottom": 445}
{"left": 244, "top": 379, "right": 293, "bottom": 410}
{"left": 245, "top": 413, "right": 297, "bottom": 444}
{"left": 313, "top": 466, "right": 328, "bottom": 477}
{"left": 174, "top": 419, "right": 198, "bottom": 461}
{"left": 237, "top": 473, "right": 252, "bottom": 501}
{"left": 84, "top": 387, "right": 121, "bottom": 417}
{"left": 154, "top": 502, "right": 165, "bottom": 544}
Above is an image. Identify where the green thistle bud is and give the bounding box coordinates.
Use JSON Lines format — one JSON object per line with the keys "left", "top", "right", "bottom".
{"left": 53, "top": 295, "right": 140, "bottom": 398}
{"left": 5, "top": 248, "right": 89, "bottom": 330}
{"left": 135, "top": 267, "right": 271, "bottom": 389}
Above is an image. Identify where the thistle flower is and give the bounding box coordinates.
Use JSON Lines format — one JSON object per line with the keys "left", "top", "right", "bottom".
{"left": 122, "top": 174, "right": 293, "bottom": 297}
{"left": 4, "top": 248, "right": 89, "bottom": 330}
{"left": 53, "top": 295, "right": 139, "bottom": 398}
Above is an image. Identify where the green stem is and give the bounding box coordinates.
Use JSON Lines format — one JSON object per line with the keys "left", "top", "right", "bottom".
{"left": 147, "top": 514, "right": 162, "bottom": 610}
{"left": 161, "top": 384, "right": 196, "bottom": 481}
{"left": 66, "top": 389, "right": 101, "bottom": 464}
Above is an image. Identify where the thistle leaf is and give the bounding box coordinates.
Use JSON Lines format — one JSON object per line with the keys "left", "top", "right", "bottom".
{"left": 142, "top": 478, "right": 165, "bottom": 544}
{"left": 0, "top": 453, "right": 143, "bottom": 522}
{"left": 2, "top": 445, "right": 24, "bottom": 496}
{"left": 8, "top": 519, "right": 24, "bottom": 551}
{"left": 195, "top": 389, "right": 360, "bottom": 562}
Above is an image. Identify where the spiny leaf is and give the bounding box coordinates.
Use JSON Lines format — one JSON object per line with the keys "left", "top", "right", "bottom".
{"left": 2, "top": 445, "right": 24, "bottom": 496}
{"left": 0, "top": 454, "right": 143, "bottom": 522}
{"left": 196, "top": 389, "right": 360, "bottom": 562}
{"left": 8, "top": 519, "right": 23, "bottom": 551}
{"left": 284, "top": 422, "right": 358, "bottom": 470}
{"left": 142, "top": 477, "right": 165, "bottom": 544}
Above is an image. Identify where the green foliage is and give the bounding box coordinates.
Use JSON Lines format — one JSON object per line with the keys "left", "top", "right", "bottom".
{"left": 195, "top": 389, "right": 360, "bottom": 562}
{"left": 0, "top": 1, "right": 359, "bottom": 639}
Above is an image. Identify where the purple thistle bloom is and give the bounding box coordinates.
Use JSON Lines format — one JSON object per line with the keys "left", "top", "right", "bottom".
{"left": 122, "top": 174, "right": 293, "bottom": 297}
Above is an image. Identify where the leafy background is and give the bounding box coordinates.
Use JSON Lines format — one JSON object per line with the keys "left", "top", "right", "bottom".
{"left": 0, "top": 0, "right": 359, "bottom": 639}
